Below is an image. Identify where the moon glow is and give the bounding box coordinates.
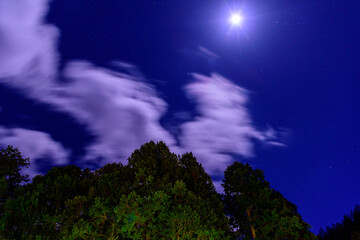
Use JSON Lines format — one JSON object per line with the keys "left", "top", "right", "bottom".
{"left": 230, "top": 13, "right": 243, "bottom": 26}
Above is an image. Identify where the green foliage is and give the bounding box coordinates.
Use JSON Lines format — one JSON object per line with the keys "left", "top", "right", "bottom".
{"left": 0, "top": 146, "right": 31, "bottom": 239}
{"left": 57, "top": 181, "right": 228, "bottom": 239}
{"left": 223, "top": 162, "right": 317, "bottom": 240}
{"left": 0, "top": 142, "right": 316, "bottom": 239}
{"left": 0, "top": 142, "right": 230, "bottom": 239}
{"left": 0, "top": 145, "right": 29, "bottom": 199}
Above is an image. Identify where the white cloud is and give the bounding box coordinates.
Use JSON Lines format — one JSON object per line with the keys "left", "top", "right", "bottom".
{"left": 50, "top": 61, "right": 176, "bottom": 166}
{"left": 0, "top": 127, "right": 70, "bottom": 177}
{"left": 0, "top": 0, "right": 176, "bottom": 167}
{"left": 0, "top": 0, "right": 58, "bottom": 89}
{"left": 213, "top": 180, "right": 225, "bottom": 194}
{"left": 179, "top": 73, "right": 272, "bottom": 175}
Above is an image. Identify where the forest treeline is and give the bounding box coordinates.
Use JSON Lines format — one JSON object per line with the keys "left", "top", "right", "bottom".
{"left": 318, "top": 205, "right": 360, "bottom": 240}
{"left": 0, "top": 141, "right": 351, "bottom": 239}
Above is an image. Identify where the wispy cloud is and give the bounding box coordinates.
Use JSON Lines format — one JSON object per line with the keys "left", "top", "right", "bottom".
{"left": 0, "top": 0, "right": 284, "bottom": 180}
{"left": 180, "top": 73, "right": 269, "bottom": 174}
{"left": 51, "top": 61, "right": 176, "bottom": 166}
{"left": 198, "top": 46, "right": 219, "bottom": 62}
{"left": 0, "top": 127, "right": 70, "bottom": 177}
{"left": 0, "top": 0, "right": 58, "bottom": 84}
{"left": 0, "top": 0, "right": 176, "bottom": 167}
{"left": 179, "top": 46, "right": 219, "bottom": 65}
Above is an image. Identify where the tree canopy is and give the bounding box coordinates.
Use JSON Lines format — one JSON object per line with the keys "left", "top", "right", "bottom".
{"left": 223, "top": 162, "right": 317, "bottom": 240}
{"left": 0, "top": 142, "right": 316, "bottom": 239}
{"left": 0, "top": 145, "right": 29, "bottom": 200}
{"left": 0, "top": 143, "right": 231, "bottom": 239}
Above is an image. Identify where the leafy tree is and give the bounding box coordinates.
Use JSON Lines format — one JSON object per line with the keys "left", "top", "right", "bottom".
{"left": 126, "top": 141, "right": 231, "bottom": 236}
{"left": 0, "top": 164, "right": 96, "bottom": 239}
{"left": 0, "top": 145, "right": 29, "bottom": 200}
{"left": 0, "top": 146, "right": 30, "bottom": 239}
{"left": 318, "top": 205, "right": 360, "bottom": 240}
{"left": 1, "top": 142, "right": 319, "bottom": 240}
{"left": 63, "top": 181, "right": 227, "bottom": 239}
{"left": 0, "top": 142, "right": 232, "bottom": 239}
{"left": 223, "top": 161, "right": 316, "bottom": 239}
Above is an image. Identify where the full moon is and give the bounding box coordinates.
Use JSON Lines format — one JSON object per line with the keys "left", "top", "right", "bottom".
{"left": 230, "top": 13, "right": 243, "bottom": 26}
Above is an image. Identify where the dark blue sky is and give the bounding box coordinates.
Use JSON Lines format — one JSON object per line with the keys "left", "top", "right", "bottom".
{"left": 0, "top": 0, "right": 360, "bottom": 234}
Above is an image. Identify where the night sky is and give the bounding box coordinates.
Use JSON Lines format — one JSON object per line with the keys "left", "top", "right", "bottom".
{"left": 1, "top": 0, "right": 360, "bottom": 234}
